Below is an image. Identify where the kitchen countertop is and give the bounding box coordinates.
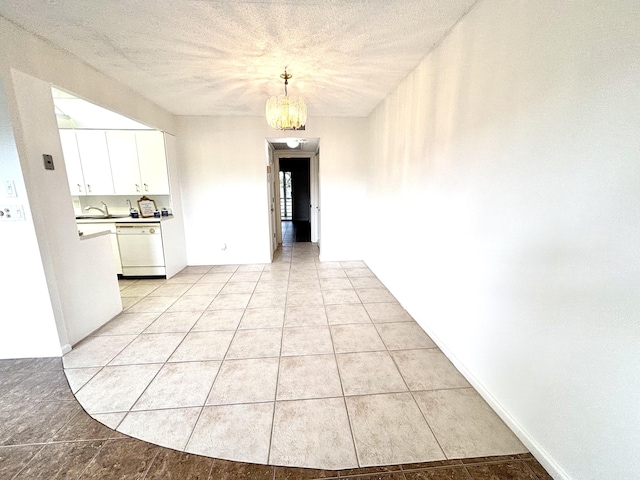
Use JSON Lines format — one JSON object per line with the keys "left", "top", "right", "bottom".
{"left": 76, "top": 214, "right": 174, "bottom": 224}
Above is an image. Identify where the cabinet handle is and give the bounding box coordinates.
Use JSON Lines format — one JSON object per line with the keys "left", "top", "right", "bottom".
{"left": 87, "top": 184, "right": 92, "bottom": 193}
{"left": 77, "top": 184, "right": 82, "bottom": 193}
{"left": 144, "top": 183, "right": 149, "bottom": 192}
{"left": 136, "top": 184, "right": 140, "bottom": 192}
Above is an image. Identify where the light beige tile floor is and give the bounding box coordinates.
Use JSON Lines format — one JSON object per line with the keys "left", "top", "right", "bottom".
{"left": 63, "top": 240, "right": 527, "bottom": 469}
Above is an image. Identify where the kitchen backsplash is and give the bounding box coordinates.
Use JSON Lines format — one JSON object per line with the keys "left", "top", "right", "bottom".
{"left": 73, "top": 195, "right": 172, "bottom": 216}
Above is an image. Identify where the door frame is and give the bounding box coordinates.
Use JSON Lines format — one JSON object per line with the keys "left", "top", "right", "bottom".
{"left": 265, "top": 141, "right": 278, "bottom": 260}
{"left": 310, "top": 153, "right": 320, "bottom": 244}
{"left": 269, "top": 147, "right": 320, "bottom": 247}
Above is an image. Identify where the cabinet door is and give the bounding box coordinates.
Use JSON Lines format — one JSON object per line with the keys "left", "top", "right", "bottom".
{"left": 59, "top": 129, "right": 85, "bottom": 195}
{"left": 75, "top": 130, "right": 115, "bottom": 195}
{"left": 106, "top": 130, "right": 141, "bottom": 195}
{"left": 135, "top": 131, "right": 170, "bottom": 195}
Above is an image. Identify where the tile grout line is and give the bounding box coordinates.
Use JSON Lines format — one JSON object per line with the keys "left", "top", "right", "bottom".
{"left": 106, "top": 276, "right": 214, "bottom": 425}
{"left": 378, "top": 303, "right": 449, "bottom": 461}
{"left": 123, "top": 265, "right": 220, "bottom": 451}
{"left": 139, "top": 446, "right": 162, "bottom": 480}
{"left": 519, "top": 457, "right": 544, "bottom": 480}
{"left": 205, "top": 458, "right": 217, "bottom": 480}
{"left": 266, "top": 256, "right": 291, "bottom": 465}
{"left": 182, "top": 264, "right": 242, "bottom": 453}
{"left": 8, "top": 442, "right": 47, "bottom": 480}
{"left": 326, "top": 287, "right": 361, "bottom": 470}
{"left": 72, "top": 436, "right": 113, "bottom": 480}
{"left": 390, "top": 348, "right": 449, "bottom": 461}
{"left": 66, "top": 329, "right": 142, "bottom": 397}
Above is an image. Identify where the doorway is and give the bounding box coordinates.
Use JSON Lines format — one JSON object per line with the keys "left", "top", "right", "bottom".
{"left": 279, "top": 158, "right": 311, "bottom": 242}
{"left": 265, "top": 137, "right": 320, "bottom": 256}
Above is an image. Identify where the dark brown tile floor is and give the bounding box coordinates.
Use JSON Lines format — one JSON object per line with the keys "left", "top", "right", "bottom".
{"left": 0, "top": 357, "right": 553, "bottom": 479}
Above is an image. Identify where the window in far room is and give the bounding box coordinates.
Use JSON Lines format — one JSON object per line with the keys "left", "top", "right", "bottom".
{"left": 279, "top": 170, "right": 292, "bottom": 220}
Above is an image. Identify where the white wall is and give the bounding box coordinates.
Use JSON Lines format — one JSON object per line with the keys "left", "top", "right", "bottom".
{"left": 0, "top": 17, "right": 179, "bottom": 357}
{"left": 176, "top": 116, "right": 367, "bottom": 265}
{"left": 364, "top": 1, "right": 640, "bottom": 479}
{"left": 162, "top": 133, "right": 188, "bottom": 277}
{"left": 311, "top": 117, "right": 368, "bottom": 261}
{"left": 0, "top": 76, "right": 63, "bottom": 358}
{"left": 10, "top": 69, "right": 123, "bottom": 347}
{"left": 176, "top": 116, "right": 272, "bottom": 265}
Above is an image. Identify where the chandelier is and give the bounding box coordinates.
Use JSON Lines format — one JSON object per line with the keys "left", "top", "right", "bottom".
{"left": 265, "top": 69, "right": 307, "bottom": 130}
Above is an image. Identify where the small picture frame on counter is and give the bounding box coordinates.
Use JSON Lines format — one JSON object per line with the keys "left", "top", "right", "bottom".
{"left": 138, "top": 196, "right": 157, "bottom": 218}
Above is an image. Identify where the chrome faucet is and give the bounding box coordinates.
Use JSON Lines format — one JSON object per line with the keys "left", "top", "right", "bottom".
{"left": 84, "top": 201, "right": 110, "bottom": 216}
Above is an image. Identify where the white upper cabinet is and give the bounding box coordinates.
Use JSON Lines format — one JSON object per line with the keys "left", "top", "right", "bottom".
{"left": 135, "top": 131, "right": 170, "bottom": 195}
{"left": 59, "top": 129, "right": 169, "bottom": 197}
{"left": 106, "top": 130, "right": 142, "bottom": 195}
{"left": 59, "top": 129, "right": 85, "bottom": 195}
{"left": 74, "top": 130, "right": 115, "bottom": 195}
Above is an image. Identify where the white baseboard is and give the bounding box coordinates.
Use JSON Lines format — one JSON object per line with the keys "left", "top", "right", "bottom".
{"left": 60, "top": 344, "right": 72, "bottom": 355}
{"left": 411, "top": 318, "right": 570, "bottom": 480}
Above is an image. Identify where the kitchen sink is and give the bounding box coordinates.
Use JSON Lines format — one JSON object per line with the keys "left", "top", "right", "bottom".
{"left": 76, "top": 214, "right": 131, "bottom": 219}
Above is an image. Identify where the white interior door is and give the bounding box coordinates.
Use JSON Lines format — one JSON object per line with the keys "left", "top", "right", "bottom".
{"left": 310, "top": 153, "right": 320, "bottom": 244}
{"left": 265, "top": 144, "right": 278, "bottom": 259}
{"left": 268, "top": 168, "right": 277, "bottom": 255}
{"left": 274, "top": 157, "right": 282, "bottom": 244}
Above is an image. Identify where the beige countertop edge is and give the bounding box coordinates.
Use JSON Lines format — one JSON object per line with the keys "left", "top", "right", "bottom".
{"left": 76, "top": 214, "right": 174, "bottom": 224}
{"left": 79, "top": 229, "right": 111, "bottom": 241}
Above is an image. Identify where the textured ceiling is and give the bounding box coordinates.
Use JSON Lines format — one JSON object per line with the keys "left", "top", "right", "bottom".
{"left": 0, "top": 0, "right": 477, "bottom": 117}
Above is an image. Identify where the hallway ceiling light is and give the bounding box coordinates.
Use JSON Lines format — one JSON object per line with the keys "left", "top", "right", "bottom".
{"left": 266, "top": 69, "right": 307, "bottom": 130}
{"left": 286, "top": 139, "right": 300, "bottom": 148}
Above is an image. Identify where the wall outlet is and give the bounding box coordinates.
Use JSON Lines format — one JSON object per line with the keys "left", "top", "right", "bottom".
{"left": 0, "top": 205, "right": 25, "bottom": 221}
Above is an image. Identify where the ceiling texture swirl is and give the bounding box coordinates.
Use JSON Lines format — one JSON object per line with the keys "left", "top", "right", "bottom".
{"left": 0, "top": 0, "right": 478, "bottom": 117}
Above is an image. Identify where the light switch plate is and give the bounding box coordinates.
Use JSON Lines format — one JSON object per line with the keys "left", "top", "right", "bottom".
{"left": 3, "top": 181, "right": 17, "bottom": 198}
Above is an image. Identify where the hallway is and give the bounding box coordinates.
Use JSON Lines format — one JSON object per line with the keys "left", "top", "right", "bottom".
{"left": 282, "top": 220, "right": 311, "bottom": 243}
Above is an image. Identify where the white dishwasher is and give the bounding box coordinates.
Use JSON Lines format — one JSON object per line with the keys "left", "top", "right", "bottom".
{"left": 116, "top": 223, "right": 166, "bottom": 277}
